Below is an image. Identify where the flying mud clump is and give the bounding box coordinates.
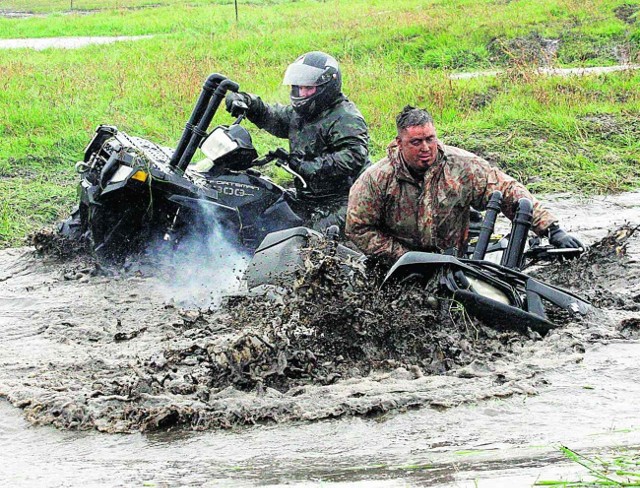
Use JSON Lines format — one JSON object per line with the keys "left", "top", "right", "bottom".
{"left": 30, "top": 226, "right": 92, "bottom": 261}
{"left": 201, "top": 242, "right": 530, "bottom": 392}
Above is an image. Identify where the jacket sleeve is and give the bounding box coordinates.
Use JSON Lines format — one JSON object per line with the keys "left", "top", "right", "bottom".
{"left": 346, "top": 170, "right": 412, "bottom": 260}
{"left": 245, "top": 95, "right": 293, "bottom": 139}
{"left": 295, "top": 114, "right": 369, "bottom": 183}
{"left": 469, "top": 158, "right": 558, "bottom": 236}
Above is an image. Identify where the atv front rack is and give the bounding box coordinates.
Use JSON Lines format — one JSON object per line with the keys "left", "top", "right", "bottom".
{"left": 381, "top": 252, "right": 591, "bottom": 335}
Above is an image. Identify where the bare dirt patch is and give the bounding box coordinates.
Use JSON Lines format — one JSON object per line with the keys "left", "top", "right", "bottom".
{"left": 488, "top": 33, "right": 560, "bottom": 67}
{"left": 614, "top": 3, "right": 639, "bottom": 24}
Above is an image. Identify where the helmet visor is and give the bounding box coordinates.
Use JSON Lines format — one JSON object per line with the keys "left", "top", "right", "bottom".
{"left": 283, "top": 63, "right": 326, "bottom": 87}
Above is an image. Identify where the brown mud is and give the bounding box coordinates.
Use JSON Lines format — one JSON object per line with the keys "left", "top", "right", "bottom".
{"left": 0, "top": 193, "right": 639, "bottom": 436}
{"left": 614, "top": 3, "right": 639, "bottom": 24}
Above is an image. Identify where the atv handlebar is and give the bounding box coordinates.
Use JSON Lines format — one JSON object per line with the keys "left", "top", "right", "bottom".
{"left": 252, "top": 148, "right": 308, "bottom": 189}
{"left": 524, "top": 243, "right": 584, "bottom": 266}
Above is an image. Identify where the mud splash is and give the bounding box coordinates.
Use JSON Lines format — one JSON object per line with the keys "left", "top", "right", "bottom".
{"left": 0, "top": 193, "right": 639, "bottom": 434}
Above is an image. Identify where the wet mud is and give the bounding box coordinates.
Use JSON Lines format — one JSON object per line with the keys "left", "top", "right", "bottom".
{"left": 1, "top": 193, "right": 639, "bottom": 435}
{"left": 614, "top": 3, "right": 639, "bottom": 24}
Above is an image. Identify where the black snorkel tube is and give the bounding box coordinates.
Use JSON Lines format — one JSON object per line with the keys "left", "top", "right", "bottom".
{"left": 472, "top": 190, "right": 503, "bottom": 260}
{"left": 501, "top": 198, "right": 534, "bottom": 270}
{"left": 169, "top": 73, "right": 226, "bottom": 170}
{"left": 169, "top": 74, "right": 241, "bottom": 172}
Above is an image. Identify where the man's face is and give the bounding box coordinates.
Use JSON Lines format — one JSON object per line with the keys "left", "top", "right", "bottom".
{"left": 298, "top": 85, "right": 317, "bottom": 98}
{"left": 396, "top": 124, "right": 438, "bottom": 176}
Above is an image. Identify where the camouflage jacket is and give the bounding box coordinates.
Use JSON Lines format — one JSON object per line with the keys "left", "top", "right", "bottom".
{"left": 246, "top": 93, "right": 369, "bottom": 207}
{"left": 346, "top": 140, "right": 558, "bottom": 260}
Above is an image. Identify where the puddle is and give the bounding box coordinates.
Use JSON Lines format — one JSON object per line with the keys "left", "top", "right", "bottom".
{"left": 0, "top": 192, "right": 639, "bottom": 486}
{"left": 0, "top": 10, "right": 44, "bottom": 19}
{"left": 0, "top": 35, "right": 153, "bottom": 50}
{"left": 450, "top": 64, "right": 640, "bottom": 80}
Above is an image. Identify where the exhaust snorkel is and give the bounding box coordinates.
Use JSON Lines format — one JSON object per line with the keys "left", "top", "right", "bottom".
{"left": 169, "top": 73, "right": 226, "bottom": 170}
{"left": 501, "top": 198, "right": 534, "bottom": 270}
{"left": 175, "top": 78, "right": 240, "bottom": 172}
{"left": 472, "top": 191, "right": 503, "bottom": 260}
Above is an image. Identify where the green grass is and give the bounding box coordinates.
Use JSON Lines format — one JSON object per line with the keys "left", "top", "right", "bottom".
{"left": 0, "top": 0, "right": 288, "bottom": 14}
{"left": 0, "top": 0, "right": 639, "bottom": 246}
{"left": 535, "top": 445, "right": 640, "bottom": 487}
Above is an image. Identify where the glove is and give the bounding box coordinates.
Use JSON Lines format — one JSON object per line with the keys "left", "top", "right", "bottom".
{"left": 288, "top": 156, "right": 302, "bottom": 172}
{"left": 289, "top": 157, "right": 322, "bottom": 179}
{"left": 224, "top": 91, "right": 252, "bottom": 117}
{"left": 548, "top": 224, "right": 584, "bottom": 249}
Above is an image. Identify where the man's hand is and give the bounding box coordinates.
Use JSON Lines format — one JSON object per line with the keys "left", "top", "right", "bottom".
{"left": 289, "top": 157, "right": 320, "bottom": 180}
{"left": 225, "top": 92, "right": 252, "bottom": 116}
{"left": 548, "top": 224, "right": 584, "bottom": 249}
{"left": 288, "top": 157, "right": 303, "bottom": 172}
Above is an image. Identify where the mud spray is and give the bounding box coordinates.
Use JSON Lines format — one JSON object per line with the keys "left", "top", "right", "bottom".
{"left": 1, "top": 193, "right": 639, "bottom": 435}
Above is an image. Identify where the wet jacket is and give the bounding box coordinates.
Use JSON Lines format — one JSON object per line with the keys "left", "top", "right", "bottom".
{"left": 346, "top": 140, "right": 558, "bottom": 260}
{"left": 246, "top": 94, "right": 369, "bottom": 209}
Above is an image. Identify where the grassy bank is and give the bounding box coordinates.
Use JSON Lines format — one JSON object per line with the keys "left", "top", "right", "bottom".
{"left": 1, "top": 0, "right": 639, "bottom": 246}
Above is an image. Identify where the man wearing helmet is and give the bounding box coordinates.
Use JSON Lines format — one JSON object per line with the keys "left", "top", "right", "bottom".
{"left": 225, "top": 51, "right": 369, "bottom": 234}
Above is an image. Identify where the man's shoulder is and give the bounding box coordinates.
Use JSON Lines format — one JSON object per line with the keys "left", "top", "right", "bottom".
{"left": 327, "top": 98, "right": 366, "bottom": 123}
{"left": 359, "top": 156, "right": 396, "bottom": 182}
{"left": 442, "top": 144, "right": 482, "bottom": 161}
{"left": 441, "top": 144, "right": 491, "bottom": 170}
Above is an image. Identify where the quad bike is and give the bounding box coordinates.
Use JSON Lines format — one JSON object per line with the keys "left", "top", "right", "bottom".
{"left": 61, "top": 74, "right": 307, "bottom": 261}
{"left": 59, "top": 72, "right": 589, "bottom": 334}
{"left": 243, "top": 193, "right": 590, "bottom": 335}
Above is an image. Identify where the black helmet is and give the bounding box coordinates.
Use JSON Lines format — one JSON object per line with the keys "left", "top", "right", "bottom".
{"left": 283, "top": 51, "right": 342, "bottom": 119}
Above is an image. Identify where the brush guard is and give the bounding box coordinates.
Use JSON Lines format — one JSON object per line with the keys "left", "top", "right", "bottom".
{"left": 382, "top": 252, "right": 591, "bottom": 335}
{"left": 383, "top": 197, "right": 590, "bottom": 334}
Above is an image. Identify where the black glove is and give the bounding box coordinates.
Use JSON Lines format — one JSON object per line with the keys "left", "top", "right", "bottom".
{"left": 288, "top": 156, "right": 302, "bottom": 172}
{"left": 224, "top": 91, "right": 252, "bottom": 117}
{"left": 548, "top": 224, "right": 584, "bottom": 249}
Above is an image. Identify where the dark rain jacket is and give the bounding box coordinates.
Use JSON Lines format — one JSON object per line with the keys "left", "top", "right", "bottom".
{"left": 346, "top": 140, "right": 558, "bottom": 260}
{"left": 245, "top": 94, "right": 369, "bottom": 228}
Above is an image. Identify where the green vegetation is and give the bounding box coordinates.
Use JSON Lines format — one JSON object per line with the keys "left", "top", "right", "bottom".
{"left": 535, "top": 445, "right": 640, "bottom": 487}
{"left": 0, "top": 0, "right": 639, "bottom": 246}
{"left": 0, "top": 0, "right": 283, "bottom": 14}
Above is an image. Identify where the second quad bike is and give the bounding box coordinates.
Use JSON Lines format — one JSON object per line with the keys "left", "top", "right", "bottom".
{"left": 61, "top": 74, "right": 308, "bottom": 261}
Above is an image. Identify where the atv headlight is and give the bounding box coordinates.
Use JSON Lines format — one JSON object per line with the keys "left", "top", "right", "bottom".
{"left": 465, "top": 275, "right": 511, "bottom": 305}
{"left": 109, "top": 165, "right": 134, "bottom": 183}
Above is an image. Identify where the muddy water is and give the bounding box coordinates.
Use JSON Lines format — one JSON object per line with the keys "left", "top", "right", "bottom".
{"left": 0, "top": 36, "right": 153, "bottom": 50}
{"left": 0, "top": 191, "right": 639, "bottom": 486}
{"left": 449, "top": 64, "right": 640, "bottom": 79}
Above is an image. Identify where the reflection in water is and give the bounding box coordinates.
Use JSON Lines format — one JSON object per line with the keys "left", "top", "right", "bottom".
{"left": 0, "top": 36, "right": 153, "bottom": 50}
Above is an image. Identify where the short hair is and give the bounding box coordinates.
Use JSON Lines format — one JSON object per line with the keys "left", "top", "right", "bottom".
{"left": 396, "top": 105, "right": 434, "bottom": 135}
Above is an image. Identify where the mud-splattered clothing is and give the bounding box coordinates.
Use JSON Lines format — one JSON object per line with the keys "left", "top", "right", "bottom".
{"left": 346, "top": 141, "right": 558, "bottom": 260}
{"left": 246, "top": 93, "right": 369, "bottom": 231}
